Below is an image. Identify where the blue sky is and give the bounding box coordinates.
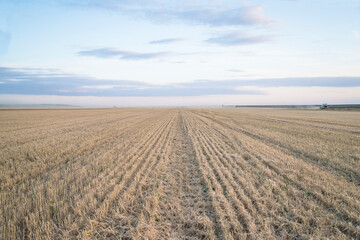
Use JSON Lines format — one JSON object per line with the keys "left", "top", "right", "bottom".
{"left": 0, "top": 0, "right": 359, "bottom": 106}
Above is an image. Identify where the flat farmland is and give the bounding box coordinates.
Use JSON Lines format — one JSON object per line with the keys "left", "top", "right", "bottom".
{"left": 1, "top": 108, "right": 360, "bottom": 239}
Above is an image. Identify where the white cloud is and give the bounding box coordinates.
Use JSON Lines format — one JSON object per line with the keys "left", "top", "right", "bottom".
{"left": 78, "top": 48, "right": 169, "bottom": 60}
{"left": 149, "top": 38, "right": 185, "bottom": 44}
{"left": 64, "top": 1, "right": 274, "bottom": 27}
{"left": 206, "top": 32, "right": 273, "bottom": 46}
{"left": 82, "top": 85, "right": 117, "bottom": 89}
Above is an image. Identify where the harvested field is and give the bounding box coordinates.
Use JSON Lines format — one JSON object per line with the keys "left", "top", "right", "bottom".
{"left": 1, "top": 108, "right": 360, "bottom": 239}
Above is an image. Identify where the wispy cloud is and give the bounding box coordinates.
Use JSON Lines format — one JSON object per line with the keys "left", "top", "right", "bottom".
{"left": 149, "top": 38, "right": 185, "bottom": 44}
{"left": 186, "top": 78, "right": 360, "bottom": 88}
{"left": 1, "top": 67, "right": 359, "bottom": 97}
{"left": 170, "top": 6, "right": 273, "bottom": 26}
{"left": 63, "top": 1, "right": 274, "bottom": 27}
{"left": 78, "top": 48, "right": 121, "bottom": 58}
{"left": 78, "top": 48, "right": 169, "bottom": 60}
{"left": 206, "top": 32, "right": 272, "bottom": 46}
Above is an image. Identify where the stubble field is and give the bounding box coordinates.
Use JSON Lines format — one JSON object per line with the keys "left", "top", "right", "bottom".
{"left": 1, "top": 108, "right": 360, "bottom": 239}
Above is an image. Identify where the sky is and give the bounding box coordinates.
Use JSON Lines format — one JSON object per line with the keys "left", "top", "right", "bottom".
{"left": 0, "top": 0, "right": 359, "bottom": 106}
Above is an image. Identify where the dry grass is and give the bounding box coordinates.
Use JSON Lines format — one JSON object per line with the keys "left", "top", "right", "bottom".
{"left": 1, "top": 108, "right": 359, "bottom": 239}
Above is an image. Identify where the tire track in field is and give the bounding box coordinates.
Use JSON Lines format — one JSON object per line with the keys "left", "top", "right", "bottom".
{"left": 153, "top": 111, "right": 219, "bottom": 239}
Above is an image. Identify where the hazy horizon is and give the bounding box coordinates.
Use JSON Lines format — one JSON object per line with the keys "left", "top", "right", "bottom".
{"left": 1, "top": 0, "right": 359, "bottom": 106}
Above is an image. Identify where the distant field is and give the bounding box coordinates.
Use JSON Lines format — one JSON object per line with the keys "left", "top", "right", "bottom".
{"left": 1, "top": 108, "right": 360, "bottom": 239}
